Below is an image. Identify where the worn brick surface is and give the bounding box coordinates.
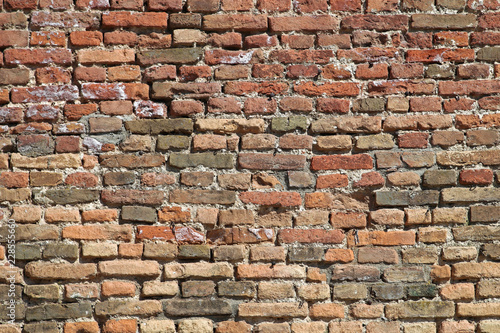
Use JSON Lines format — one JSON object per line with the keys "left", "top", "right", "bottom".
{"left": 0, "top": 2, "right": 498, "bottom": 330}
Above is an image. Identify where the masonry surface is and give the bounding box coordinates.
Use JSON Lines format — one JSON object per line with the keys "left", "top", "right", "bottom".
{"left": 0, "top": 0, "right": 500, "bottom": 332}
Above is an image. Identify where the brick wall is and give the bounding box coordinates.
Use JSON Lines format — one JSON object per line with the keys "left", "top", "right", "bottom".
{"left": 1, "top": 0, "right": 500, "bottom": 332}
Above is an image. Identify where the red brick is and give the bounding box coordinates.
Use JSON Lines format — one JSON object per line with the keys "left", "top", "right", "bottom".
{"left": 253, "top": 64, "right": 284, "bottom": 78}
{"left": 4, "top": 0, "right": 37, "bottom": 9}
{"left": 435, "top": 31, "right": 469, "bottom": 47}
{"left": 444, "top": 98, "right": 475, "bottom": 113}
{"left": 64, "top": 322, "right": 100, "bottom": 333}
{"left": 325, "top": 249, "right": 354, "bottom": 263}
{"left": 0, "top": 172, "right": 29, "bottom": 188}
{"left": 456, "top": 115, "right": 481, "bottom": 129}
{"left": 39, "top": 0, "right": 72, "bottom": 9}
{"left": 342, "top": 15, "right": 408, "bottom": 31}
{"left": 174, "top": 226, "right": 205, "bottom": 244}
{"left": 25, "top": 105, "right": 59, "bottom": 122}
{"left": 293, "top": 0, "right": 327, "bottom": 12}
{"left": 0, "top": 30, "right": 28, "bottom": 48}
{"left": 215, "top": 65, "right": 249, "bottom": 80}
{"left": 30, "top": 31, "right": 66, "bottom": 47}
{"left": 339, "top": 47, "right": 400, "bottom": 63}
{"left": 222, "top": 0, "right": 253, "bottom": 11}
{"left": 407, "top": 48, "right": 475, "bottom": 63}
{"left": 103, "top": 319, "right": 137, "bottom": 333}
{"left": 159, "top": 206, "right": 191, "bottom": 223}
{"left": 468, "top": 0, "right": 500, "bottom": 9}
{"left": 331, "top": 0, "right": 362, "bottom": 11}
{"left": 65, "top": 172, "right": 99, "bottom": 188}
{"left": 208, "top": 227, "right": 274, "bottom": 244}
{"left": 410, "top": 97, "right": 442, "bottom": 112}
{"left": 269, "top": 15, "right": 338, "bottom": 32}
{"left": 347, "top": 230, "right": 416, "bottom": 247}
{"left": 224, "top": 82, "right": 286, "bottom": 96}
{"left": 0, "top": 107, "right": 23, "bottom": 124}
{"left": 139, "top": 33, "right": 172, "bottom": 48}
{"left": 257, "top": 0, "right": 291, "bottom": 11}
{"left": 101, "top": 189, "right": 164, "bottom": 206}
{"left": 398, "top": 133, "right": 429, "bottom": 148}
{"left": 148, "top": 0, "right": 182, "bottom": 10}
{"left": 205, "top": 50, "right": 258, "bottom": 65}
{"left": 240, "top": 192, "right": 302, "bottom": 207}
{"left": 170, "top": 100, "right": 203, "bottom": 117}
{"left": 322, "top": 64, "right": 352, "bottom": 79}
{"left": 367, "top": 0, "right": 398, "bottom": 11}
{"left": 104, "top": 31, "right": 138, "bottom": 46}
{"left": 244, "top": 98, "right": 277, "bottom": 115}
{"left": 317, "top": 34, "right": 352, "bottom": 48}
{"left": 136, "top": 226, "right": 175, "bottom": 241}
{"left": 77, "top": 49, "right": 135, "bottom": 65}
{"left": 82, "top": 83, "right": 149, "bottom": 100}
{"left": 209, "top": 32, "right": 242, "bottom": 49}
{"left": 215, "top": 321, "right": 251, "bottom": 333}
{"left": 366, "top": 322, "right": 400, "bottom": 333}
{"left": 358, "top": 247, "right": 398, "bottom": 264}
{"left": 458, "top": 64, "right": 490, "bottom": 79}
{"left": 317, "top": 98, "right": 350, "bottom": 113}
{"left": 70, "top": 31, "right": 103, "bottom": 46}
{"left": 35, "top": 68, "right": 71, "bottom": 85}
{"left": 238, "top": 153, "right": 306, "bottom": 170}
{"left": 281, "top": 34, "right": 315, "bottom": 49}
{"left": 179, "top": 66, "right": 211, "bottom": 81}
{"left": 12, "top": 85, "right": 79, "bottom": 103}
{"left": 459, "top": 169, "right": 494, "bottom": 185}
{"left": 111, "top": 0, "right": 144, "bottom": 9}
{"left": 479, "top": 12, "right": 500, "bottom": 29}
{"left": 294, "top": 82, "right": 359, "bottom": 97}
{"left": 270, "top": 49, "right": 334, "bottom": 64}
{"left": 353, "top": 171, "right": 385, "bottom": 187}
{"left": 368, "top": 80, "right": 435, "bottom": 95}
{"left": 356, "top": 63, "right": 389, "bottom": 80}
{"left": 391, "top": 63, "right": 424, "bottom": 79}
{"left": 279, "top": 134, "right": 313, "bottom": 150}
{"left": 101, "top": 280, "right": 136, "bottom": 297}
{"left": 144, "top": 65, "right": 177, "bottom": 82}
{"left": 279, "top": 97, "right": 313, "bottom": 113}
{"left": 193, "top": 134, "right": 227, "bottom": 151}
{"left": 471, "top": 32, "right": 500, "bottom": 46}
{"left": 244, "top": 34, "right": 279, "bottom": 48}
{"left": 204, "top": 14, "right": 267, "bottom": 32}
{"left": 331, "top": 211, "right": 367, "bottom": 229}
{"left": 278, "top": 229, "right": 344, "bottom": 244}
{"left": 4, "top": 48, "right": 71, "bottom": 66}
{"left": 0, "top": 89, "right": 8, "bottom": 105}
{"left": 316, "top": 174, "right": 348, "bottom": 189}
{"left": 311, "top": 154, "right": 373, "bottom": 170}
{"left": 33, "top": 12, "right": 99, "bottom": 29}
{"left": 74, "top": 67, "right": 107, "bottom": 82}
{"left": 64, "top": 104, "right": 97, "bottom": 121}
{"left": 102, "top": 12, "right": 168, "bottom": 28}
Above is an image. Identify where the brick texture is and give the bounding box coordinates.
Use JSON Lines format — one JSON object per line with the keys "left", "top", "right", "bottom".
{"left": 0, "top": 1, "right": 499, "bottom": 331}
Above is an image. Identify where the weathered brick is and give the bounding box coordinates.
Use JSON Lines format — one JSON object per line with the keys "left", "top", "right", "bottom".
{"left": 25, "top": 262, "right": 96, "bottom": 280}
{"left": 239, "top": 302, "right": 307, "bottom": 319}
{"left": 376, "top": 190, "right": 439, "bottom": 206}
{"left": 208, "top": 227, "right": 274, "bottom": 244}
{"left": 95, "top": 300, "right": 162, "bottom": 316}
{"left": 26, "top": 303, "right": 92, "bottom": 322}
{"left": 386, "top": 301, "right": 454, "bottom": 319}
{"left": 164, "top": 299, "right": 232, "bottom": 316}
